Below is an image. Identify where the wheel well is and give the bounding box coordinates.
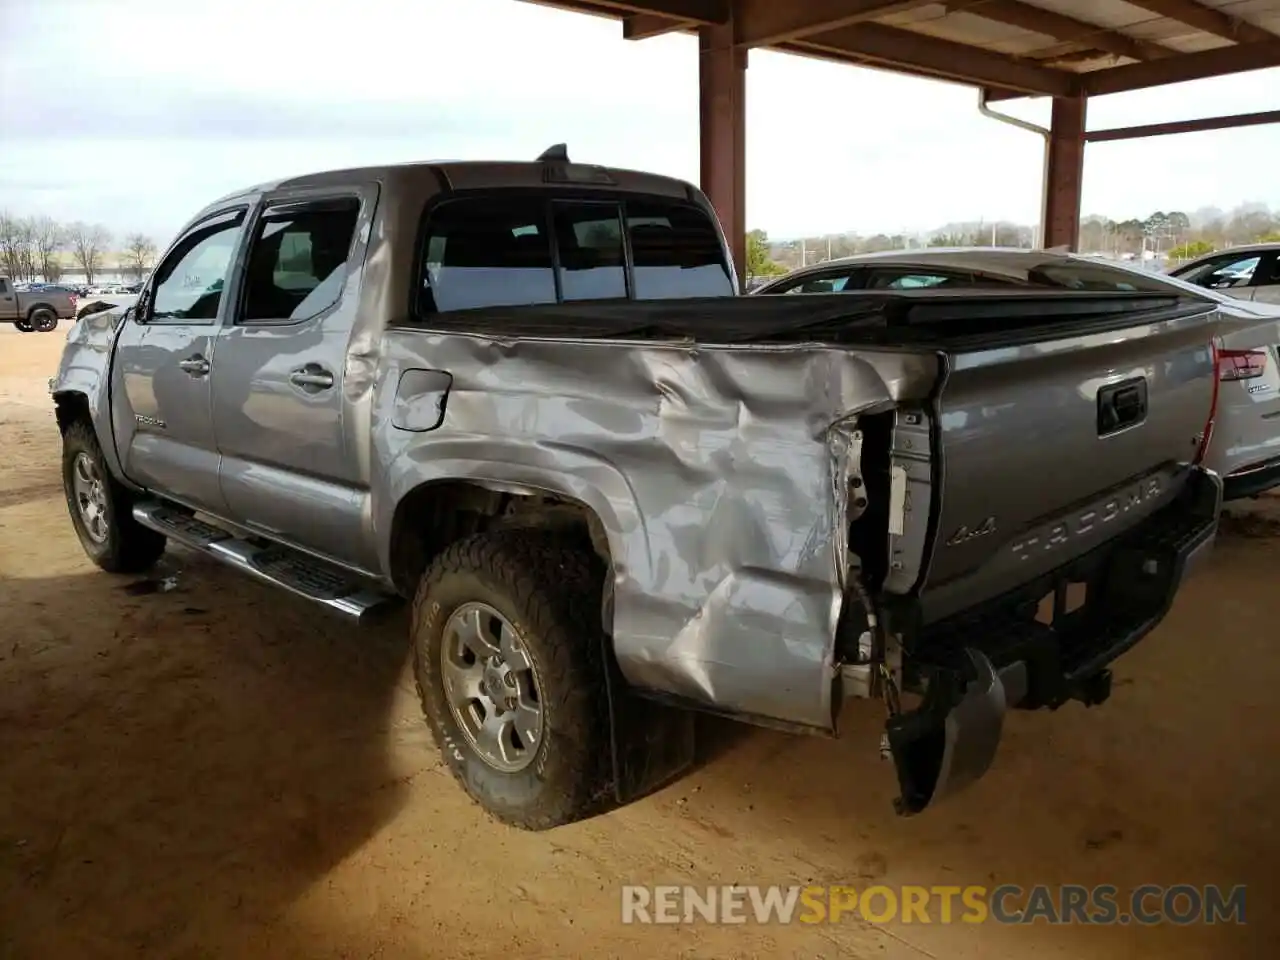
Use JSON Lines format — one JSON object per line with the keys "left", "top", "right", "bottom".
{"left": 26, "top": 302, "right": 56, "bottom": 318}
{"left": 388, "top": 480, "right": 614, "bottom": 599}
{"left": 53, "top": 391, "right": 92, "bottom": 435}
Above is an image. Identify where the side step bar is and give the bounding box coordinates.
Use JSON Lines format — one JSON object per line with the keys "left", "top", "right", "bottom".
{"left": 132, "top": 501, "right": 399, "bottom": 623}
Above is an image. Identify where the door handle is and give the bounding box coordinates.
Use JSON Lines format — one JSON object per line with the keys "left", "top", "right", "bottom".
{"left": 289, "top": 365, "right": 335, "bottom": 390}
{"left": 178, "top": 355, "right": 210, "bottom": 376}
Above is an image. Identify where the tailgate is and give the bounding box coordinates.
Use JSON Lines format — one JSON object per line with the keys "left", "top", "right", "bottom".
{"left": 914, "top": 305, "right": 1218, "bottom": 624}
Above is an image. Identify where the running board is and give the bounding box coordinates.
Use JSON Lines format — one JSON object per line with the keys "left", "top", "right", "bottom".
{"left": 131, "top": 501, "right": 398, "bottom": 623}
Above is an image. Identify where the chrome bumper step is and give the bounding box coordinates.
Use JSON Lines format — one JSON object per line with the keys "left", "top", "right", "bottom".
{"left": 132, "top": 501, "right": 398, "bottom": 623}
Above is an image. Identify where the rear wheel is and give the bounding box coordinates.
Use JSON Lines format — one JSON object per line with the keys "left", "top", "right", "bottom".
{"left": 412, "top": 530, "right": 612, "bottom": 830}
{"left": 29, "top": 307, "right": 58, "bottom": 332}
{"left": 62, "top": 421, "right": 166, "bottom": 573}
{"left": 14, "top": 318, "right": 34, "bottom": 333}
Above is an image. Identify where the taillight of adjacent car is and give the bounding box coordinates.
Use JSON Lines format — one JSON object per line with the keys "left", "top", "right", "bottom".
{"left": 1218, "top": 348, "right": 1268, "bottom": 381}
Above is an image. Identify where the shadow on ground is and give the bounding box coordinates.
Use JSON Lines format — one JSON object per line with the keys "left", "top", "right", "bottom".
{"left": 0, "top": 553, "right": 420, "bottom": 959}
{"left": 0, "top": 515, "right": 1276, "bottom": 959}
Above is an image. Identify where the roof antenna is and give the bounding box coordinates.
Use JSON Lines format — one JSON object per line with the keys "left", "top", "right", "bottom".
{"left": 537, "top": 143, "right": 570, "bottom": 162}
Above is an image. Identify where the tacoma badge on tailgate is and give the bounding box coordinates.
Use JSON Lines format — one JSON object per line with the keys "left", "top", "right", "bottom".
{"left": 1010, "top": 475, "right": 1163, "bottom": 562}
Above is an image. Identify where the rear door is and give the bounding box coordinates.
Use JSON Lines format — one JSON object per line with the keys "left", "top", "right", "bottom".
{"left": 210, "top": 190, "right": 374, "bottom": 570}
{"left": 111, "top": 208, "right": 247, "bottom": 512}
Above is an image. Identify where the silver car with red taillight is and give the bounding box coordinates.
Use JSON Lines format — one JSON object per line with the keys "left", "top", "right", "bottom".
{"left": 754, "top": 248, "right": 1280, "bottom": 500}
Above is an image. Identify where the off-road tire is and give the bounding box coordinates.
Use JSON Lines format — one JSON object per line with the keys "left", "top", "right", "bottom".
{"left": 62, "top": 420, "right": 167, "bottom": 573}
{"left": 412, "top": 530, "right": 612, "bottom": 830}
{"left": 14, "top": 318, "right": 34, "bottom": 333}
{"left": 29, "top": 307, "right": 58, "bottom": 332}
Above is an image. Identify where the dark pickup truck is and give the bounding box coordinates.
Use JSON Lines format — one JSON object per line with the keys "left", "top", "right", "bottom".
{"left": 1, "top": 277, "right": 78, "bottom": 332}
{"left": 51, "top": 150, "right": 1222, "bottom": 829}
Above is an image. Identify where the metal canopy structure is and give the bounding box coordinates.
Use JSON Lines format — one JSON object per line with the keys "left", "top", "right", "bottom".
{"left": 522, "top": 0, "right": 1280, "bottom": 281}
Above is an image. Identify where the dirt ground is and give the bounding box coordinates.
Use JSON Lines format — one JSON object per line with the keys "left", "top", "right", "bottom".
{"left": 1, "top": 324, "right": 1277, "bottom": 959}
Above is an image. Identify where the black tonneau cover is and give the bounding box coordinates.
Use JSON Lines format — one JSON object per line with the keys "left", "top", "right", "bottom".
{"left": 408, "top": 289, "right": 1211, "bottom": 350}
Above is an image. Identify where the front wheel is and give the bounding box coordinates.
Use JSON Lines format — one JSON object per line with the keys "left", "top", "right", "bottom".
{"left": 30, "top": 308, "right": 58, "bottom": 332}
{"left": 412, "top": 530, "right": 612, "bottom": 830}
{"left": 62, "top": 421, "right": 166, "bottom": 573}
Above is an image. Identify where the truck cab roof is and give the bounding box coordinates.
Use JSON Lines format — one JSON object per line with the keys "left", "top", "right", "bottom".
{"left": 207, "top": 156, "right": 698, "bottom": 214}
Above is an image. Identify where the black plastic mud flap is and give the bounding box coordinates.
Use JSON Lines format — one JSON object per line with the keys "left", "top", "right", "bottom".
{"left": 885, "top": 648, "right": 1008, "bottom": 816}
{"left": 602, "top": 642, "right": 697, "bottom": 806}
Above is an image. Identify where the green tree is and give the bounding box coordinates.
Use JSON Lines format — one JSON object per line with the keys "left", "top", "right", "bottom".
{"left": 1167, "top": 239, "right": 1214, "bottom": 261}
{"left": 746, "top": 229, "right": 786, "bottom": 277}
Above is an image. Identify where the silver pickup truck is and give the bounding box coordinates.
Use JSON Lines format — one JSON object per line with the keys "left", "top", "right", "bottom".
{"left": 51, "top": 150, "right": 1223, "bottom": 829}
{"left": 1, "top": 277, "right": 78, "bottom": 331}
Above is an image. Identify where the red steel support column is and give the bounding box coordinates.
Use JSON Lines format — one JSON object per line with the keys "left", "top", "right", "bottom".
{"left": 699, "top": 21, "right": 746, "bottom": 289}
{"left": 1041, "top": 96, "right": 1086, "bottom": 250}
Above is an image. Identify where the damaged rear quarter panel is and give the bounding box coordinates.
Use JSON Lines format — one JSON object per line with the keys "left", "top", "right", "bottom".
{"left": 374, "top": 330, "right": 938, "bottom": 732}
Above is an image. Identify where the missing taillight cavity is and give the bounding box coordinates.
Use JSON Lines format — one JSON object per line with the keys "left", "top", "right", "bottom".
{"left": 1219, "top": 348, "right": 1267, "bottom": 381}
{"left": 1195, "top": 341, "right": 1220, "bottom": 465}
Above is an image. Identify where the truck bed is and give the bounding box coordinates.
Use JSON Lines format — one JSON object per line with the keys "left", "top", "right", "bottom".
{"left": 407, "top": 287, "right": 1210, "bottom": 350}
{"left": 404, "top": 287, "right": 1220, "bottom": 631}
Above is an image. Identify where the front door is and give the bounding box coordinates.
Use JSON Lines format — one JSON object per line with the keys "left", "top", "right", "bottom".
{"left": 0, "top": 278, "right": 17, "bottom": 320}
{"left": 210, "top": 191, "right": 376, "bottom": 571}
{"left": 111, "top": 208, "right": 247, "bottom": 512}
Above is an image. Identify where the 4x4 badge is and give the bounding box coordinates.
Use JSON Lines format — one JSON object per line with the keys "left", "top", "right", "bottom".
{"left": 946, "top": 517, "right": 996, "bottom": 547}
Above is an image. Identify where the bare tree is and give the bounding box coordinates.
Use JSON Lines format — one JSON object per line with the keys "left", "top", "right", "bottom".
{"left": 0, "top": 214, "right": 20, "bottom": 279}
{"left": 69, "top": 222, "right": 112, "bottom": 286}
{"left": 0, "top": 213, "right": 37, "bottom": 281}
{"left": 31, "top": 215, "right": 66, "bottom": 282}
{"left": 123, "top": 232, "right": 157, "bottom": 281}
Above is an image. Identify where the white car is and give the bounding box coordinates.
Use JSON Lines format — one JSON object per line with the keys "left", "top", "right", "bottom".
{"left": 754, "top": 248, "right": 1280, "bottom": 500}
{"left": 1167, "top": 243, "right": 1280, "bottom": 305}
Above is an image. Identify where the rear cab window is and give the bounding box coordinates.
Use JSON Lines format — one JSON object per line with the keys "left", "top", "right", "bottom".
{"left": 418, "top": 192, "right": 732, "bottom": 314}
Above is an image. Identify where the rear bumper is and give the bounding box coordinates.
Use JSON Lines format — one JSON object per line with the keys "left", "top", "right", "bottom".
{"left": 1223, "top": 457, "right": 1280, "bottom": 501}
{"left": 886, "top": 466, "right": 1221, "bottom": 815}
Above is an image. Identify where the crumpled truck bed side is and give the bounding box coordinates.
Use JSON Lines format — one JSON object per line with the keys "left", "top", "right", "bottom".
{"left": 373, "top": 331, "right": 939, "bottom": 732}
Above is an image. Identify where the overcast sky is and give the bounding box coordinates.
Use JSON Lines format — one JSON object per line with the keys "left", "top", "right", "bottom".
{"left": 2, "top": 0, "right": 1279, "bottom": 242}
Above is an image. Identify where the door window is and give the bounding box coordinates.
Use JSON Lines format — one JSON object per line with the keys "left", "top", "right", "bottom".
{"left": 150, "top": 213, "right": 246, "bottom": 323}
{"left": 1173, "top": 254, "right": 1262, "bottom": 290}
{"left": 1252, "top": 252, "right": 1280, "bottom": 286}
{"left": 866, "top": 271, "right": 963, "bottom": 290}
{"left": 241, "top": 198, "right": 361, "bottom": 322}
{"left": 775, "top": 273, "right": 855, "bottom": 294}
